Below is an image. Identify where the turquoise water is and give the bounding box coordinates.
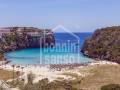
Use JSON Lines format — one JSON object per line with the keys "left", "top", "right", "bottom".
{"left": 5, "top": 33, "right": 94, "bottom": 65}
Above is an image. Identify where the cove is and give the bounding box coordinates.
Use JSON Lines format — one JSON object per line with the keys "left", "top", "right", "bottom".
{"left": 5, "top": 33, "right": 94, "bottom": 65}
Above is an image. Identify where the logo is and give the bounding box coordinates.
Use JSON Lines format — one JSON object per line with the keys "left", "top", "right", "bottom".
{"left": 39, "top": 25, "right": 80, "bottom": 64}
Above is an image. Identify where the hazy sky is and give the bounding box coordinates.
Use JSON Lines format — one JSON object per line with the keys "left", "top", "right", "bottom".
{"left": 0, "top": 0, "right": 120, "bottom": 32}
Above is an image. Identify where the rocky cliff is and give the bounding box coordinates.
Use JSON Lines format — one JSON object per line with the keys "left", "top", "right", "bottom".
{"left": 81, "top": 26, "right": 120, "bottom": 63}
{"left": 0, "top": 27, "right": 55, "bottom": 52}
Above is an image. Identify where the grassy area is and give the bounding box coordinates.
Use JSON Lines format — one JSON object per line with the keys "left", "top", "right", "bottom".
{"left": 80, "top": 64, "right": 120, "bottom": 90}
{"left": 66, "top": 64, "right": 120, "bottom": 90}
{"left": 0, "top": 68, "right": 20, "bottom": 81}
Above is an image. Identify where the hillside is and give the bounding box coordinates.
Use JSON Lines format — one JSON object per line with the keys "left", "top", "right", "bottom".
{"left": 0, "top": 27, "right": 55, "bottom": 52}
{"left": 0, "top": 27, "right": 55, "bottom": 61}
{"left": 81, "top": 26, "right": 120, "bottom": 63}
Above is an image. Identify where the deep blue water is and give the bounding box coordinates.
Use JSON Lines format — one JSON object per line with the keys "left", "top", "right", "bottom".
{"left": 5, "top": 33, "right": 94, "bottom": 65}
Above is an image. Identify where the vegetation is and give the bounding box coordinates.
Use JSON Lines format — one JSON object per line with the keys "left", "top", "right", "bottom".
{"left": 81, "top": 26, "right": 120, "bottom": 63}
{"left": 7, "top": 64, "right": 120, "bottom": 90}
{"left": 20, "top": 79, "right": 82, "bottom": 90}
{"left": 79, "top": 64, "right": 120, "bottom": 90}
{"left": 101, "top": 84, "right": 120, "bottom": 90}
{"left": 0, "top": 27, "right": 55, "bottom": 52}
{"left": 8, "top": 73, "right": 83, "bottom": 90}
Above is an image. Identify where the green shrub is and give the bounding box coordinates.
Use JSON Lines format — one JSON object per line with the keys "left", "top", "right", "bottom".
{"left": 101, "top": 84, "right": 120, "bottom": 90}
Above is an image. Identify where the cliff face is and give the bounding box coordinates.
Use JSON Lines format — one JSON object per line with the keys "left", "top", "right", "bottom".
{"left": 0, "top": 27, "right": 55, "bottom": 52}
{"left": 81, "top": 26, "right": 120, "bottom": 63}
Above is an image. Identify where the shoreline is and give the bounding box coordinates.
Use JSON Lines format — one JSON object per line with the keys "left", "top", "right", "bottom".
{"left": 1, "top": 57, "right": 119, "bottom": 70}
{"left": 0, "top": 60, "right": 119, "bottom": 83}
{"left": 81, "top": 52, "right": 120, "bottom": 65}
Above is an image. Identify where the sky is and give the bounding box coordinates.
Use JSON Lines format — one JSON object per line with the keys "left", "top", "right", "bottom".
{"left": 0, "top": 0, "right": 120, "bottom": 32}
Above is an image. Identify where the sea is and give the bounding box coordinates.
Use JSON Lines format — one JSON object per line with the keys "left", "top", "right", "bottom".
{"left": 5, "top": 33, "right": 94, "bottom": 65}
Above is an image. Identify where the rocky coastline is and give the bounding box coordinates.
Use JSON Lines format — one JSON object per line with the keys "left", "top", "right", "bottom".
{"left": 0, "top": 27, "right": 55, "bottom": 61}
{"left": 81, "top": 26, "right": 120, "bottom": 63}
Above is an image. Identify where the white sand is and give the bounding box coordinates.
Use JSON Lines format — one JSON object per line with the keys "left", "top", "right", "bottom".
{"left": 0, "top": 64, "right": 79, "bottom": 83}
{"left": 0, "top": 61, "right": 118, "bottom": 83}
{"left": 89, "top": 61, "right": 118, "bottom": 66}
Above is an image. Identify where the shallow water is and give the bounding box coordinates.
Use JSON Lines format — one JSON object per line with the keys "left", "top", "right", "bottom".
{"left": 5, "top": 33, "right": 94, "bottom": 64}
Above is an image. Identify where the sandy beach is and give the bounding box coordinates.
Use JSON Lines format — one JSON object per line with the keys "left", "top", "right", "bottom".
{"left": 0, "top": 61, "right": 118, "bottom": 84}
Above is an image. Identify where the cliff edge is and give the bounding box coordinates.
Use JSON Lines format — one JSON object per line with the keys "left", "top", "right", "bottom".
{"left": 0, "top": 27, "right": 55, "bottom": 52}
{"left": 81, "top": 26, "right": 120, "bottom": 63}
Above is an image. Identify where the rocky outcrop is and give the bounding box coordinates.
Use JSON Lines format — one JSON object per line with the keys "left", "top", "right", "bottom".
{"left": 81, "top": 26, "right": 120, "bottom": 63}
{"left": 0, "top": 27, "right": 55, "bottom": 52}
